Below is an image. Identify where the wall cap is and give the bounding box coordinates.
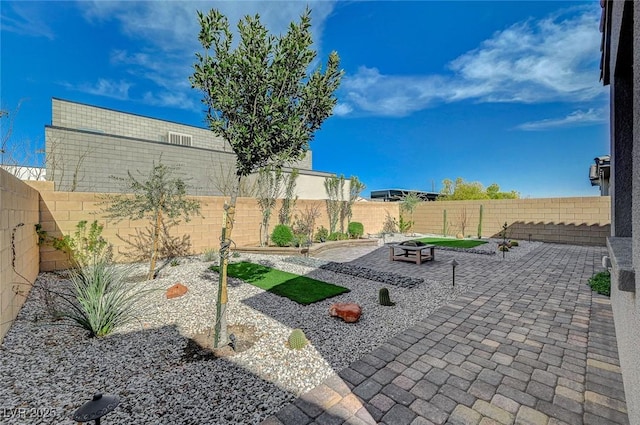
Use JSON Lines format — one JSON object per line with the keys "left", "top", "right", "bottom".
{"left": 606, "top": 236, "right": 636, "bottom": 292}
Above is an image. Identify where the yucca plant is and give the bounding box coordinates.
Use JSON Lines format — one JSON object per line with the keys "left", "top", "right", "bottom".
{"left": 57, "top": 261, "right": 152, "bottom": 337}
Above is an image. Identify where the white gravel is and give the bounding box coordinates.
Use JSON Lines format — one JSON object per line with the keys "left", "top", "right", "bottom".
{"left": 0, "top": 238, "right": 531, "bottom": 424}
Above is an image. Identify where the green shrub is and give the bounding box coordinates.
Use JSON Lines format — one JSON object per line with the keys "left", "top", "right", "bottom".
{"left": 314, "top": 226, "right": 329, "bottom": 242}
{"left": 588, "top": 271, "right": 611, "bottom": 296}
{"left": 170, "top": 259, "right": 180, "bottom": 267}
{"left": 347, "top": 222, "right": 364, "bottom": 239}
{"left": 509, "top": 240, "right": 519, "bottom": 247}
{"left": 271, "top": 224, "right": 294, "bottom": 247}
{"left": 327, "top": 232, "right": 348, "bottom": 241}
{"left": 59, "top": 261, "right": 152, "bottom": 337}
{"left": 49, "top": 220, "right": 112, "bottom": 269}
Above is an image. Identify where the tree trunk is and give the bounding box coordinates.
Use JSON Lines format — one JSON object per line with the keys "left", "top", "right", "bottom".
{"left": 148, "top": 208, "right": 162, "bottom": 280}
{"left": 214, "top": 175, "right": 240, "bottom": 348}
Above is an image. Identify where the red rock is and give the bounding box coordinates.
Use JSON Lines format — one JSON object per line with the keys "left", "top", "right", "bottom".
{"left": 166, "top": 283, "right": 188, "bottom": 299}
{"left": 329, "top": 303, "right": 362, "bottom": 323}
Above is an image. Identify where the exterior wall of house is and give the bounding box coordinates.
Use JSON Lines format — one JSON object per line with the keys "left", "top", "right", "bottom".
{"left": 46, "top": 99, "right": 313, "bottom": 195}
{"left": 412, "top": 197, "right": 611, "bottom": 245}
{"left": 605, "top": 2, "right": 640, "bottom": 424}
{"left": 0, "top": 169, "right": 40, "bottom": 343}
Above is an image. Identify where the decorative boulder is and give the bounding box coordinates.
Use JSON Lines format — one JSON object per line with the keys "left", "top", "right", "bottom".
{"left": 329, "top": 303, "right": 362, "bottom": 323}
{"left": 166, "top": 283, "right": 188, "bottom": 299}
{"left": 456, "top": 233, "right": 464, "bottom": 239}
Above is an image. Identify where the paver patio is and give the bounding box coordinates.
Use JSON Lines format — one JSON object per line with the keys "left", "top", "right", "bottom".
{"left": 263, "top": 243, "right": 629, "bottom": 425}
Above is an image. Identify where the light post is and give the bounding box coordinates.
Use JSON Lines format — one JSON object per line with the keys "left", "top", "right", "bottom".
{"left": 450, "top": 259, "right": 459, "bottom": 288}
{"left": 73, "top": 393, "right": 119, "bottom": 424}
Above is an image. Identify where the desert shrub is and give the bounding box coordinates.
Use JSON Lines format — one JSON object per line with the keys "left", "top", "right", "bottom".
{"left": 271, "top": 224, "right": 294, "bottom": 247}
{"left": 347, "top": 222, "right": 364, "bottom": 239}
{"left": 327, "top": 232, "right": 348, "bottom": 241}
{"left": 292, "top": 233, "right": 310, "bottom": 248}
{"left": 382, "top": 212, "right": 398, "bottom": 234}
{"left": 59, "top": 261, "right": 151, "bottom": 337}
{"left": 314, "top": 226, "right": 329, "bottom": 242}
{"left": 201, "top": 248, "right": 217, "bottom": 262}
{"left": 588, "top": 271, "right": 611, "bottom": 296}
{"left": 509, "top": 240, "right": 519, "bottom": 247}
{"left": 48, "top": 220, "right": 112, "bottom": 269}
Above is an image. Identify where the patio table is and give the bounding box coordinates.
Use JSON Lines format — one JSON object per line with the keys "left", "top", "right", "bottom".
{"left": 389, "top": 244, "right": 435, "bottom": 264}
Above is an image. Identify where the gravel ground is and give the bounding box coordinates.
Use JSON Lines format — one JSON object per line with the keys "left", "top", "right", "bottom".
{"left": 0, "top": 238, "right": 538, "bottom": 424}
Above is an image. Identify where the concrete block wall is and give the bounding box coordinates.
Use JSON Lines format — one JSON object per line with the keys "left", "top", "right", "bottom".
{"left": 35, "top": 185, "right": 400, "bottom": 271}
{"left": 412, "top": 197, "right": 611, "bottom": 245}
{"left": 0, "top": 169, "right": 40, "bottom": 343}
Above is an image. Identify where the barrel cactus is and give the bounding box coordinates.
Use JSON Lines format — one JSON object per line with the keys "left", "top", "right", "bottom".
{"left": 288, "top": 328, "right": 308, "bottom": 350}
{"left": 379, "top": 287, "right": 395, "bottom": 306}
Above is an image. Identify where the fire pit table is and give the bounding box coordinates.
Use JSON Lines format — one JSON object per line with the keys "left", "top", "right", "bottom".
{"left": 389, "top": 243, "right": 436, "bottom": 264}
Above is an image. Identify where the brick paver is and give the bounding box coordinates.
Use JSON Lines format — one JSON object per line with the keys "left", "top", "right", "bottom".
{"left": 262, "top": 243, "right": 629, "bottom": 424}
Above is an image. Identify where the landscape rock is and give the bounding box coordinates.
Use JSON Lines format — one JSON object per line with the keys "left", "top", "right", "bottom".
{"left": 166, "top": 283, "right": 188, "bottom": 299}
{"left": 329, "top": 303, "right": 362, "bottom": 323}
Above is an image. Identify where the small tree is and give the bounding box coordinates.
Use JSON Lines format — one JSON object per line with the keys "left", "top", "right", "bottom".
{"left": 191, "top": 8, "right": 342, "bottom": 347}
{"left": 278, "top": 168, "right": 299, "bottom": 225}
{"left": 324, "top": 175, "right": 344, "bottom": 234}
{"left": 345, "top": 175, "right": 365, "bottom": 224}
{"left": 101, "top": 161, "right": 201, "bottom": 280}
{"left": 256, "top": 165, "right": 284, "bottom": 246}
{"left": 399, "top": 191, "right": 421, "bottom": 234}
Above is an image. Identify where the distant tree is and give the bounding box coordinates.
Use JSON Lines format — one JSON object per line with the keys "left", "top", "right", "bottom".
{"left": 101, "top": 161, "right": 201, "bottom": 280}
{"left": 486, "top": 183, "right": 519, "bottom": 199}
{"left": 191, "top": 8, "right": 342, "bottom": 348}
{"left": 438, "top": 177, "right": 518, "bottom": 200}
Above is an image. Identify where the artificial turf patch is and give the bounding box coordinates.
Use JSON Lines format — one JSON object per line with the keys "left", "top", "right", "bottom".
{"left": 413, "top": 237, "right": 487, "bottom": 249}
{"left": 210, "top": 262, "right": 349, "bottom": 305}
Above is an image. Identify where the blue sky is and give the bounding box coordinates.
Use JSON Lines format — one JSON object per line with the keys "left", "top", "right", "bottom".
{"left": 1, "top": 1, "right": 609, "bottom": 198}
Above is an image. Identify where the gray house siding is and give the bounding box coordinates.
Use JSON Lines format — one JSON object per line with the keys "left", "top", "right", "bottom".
{"left": 603, "top": 1, "right": 640, "bottom": 424}
{"left": 46, "top": 98, "right": 313, "bottom": 195}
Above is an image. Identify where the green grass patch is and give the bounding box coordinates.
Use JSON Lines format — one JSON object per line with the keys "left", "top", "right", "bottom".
{"left": 412, "top": 237, "right": 487, "bottom": 249}
{"left": 588, "top": 271, "right": 611, "bottom": 296}
{"left": 210, "top": 262, "right": 349, "bottom": 305}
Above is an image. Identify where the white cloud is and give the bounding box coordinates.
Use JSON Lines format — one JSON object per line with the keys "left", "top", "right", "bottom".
{"left": 78, "top": 1, "right": 336, "bottom": 109}
{"left": 1, "top": 3, "right": 55, "bottom": 39}
{"left": 333, "top": 103, "right": 353, "bottom": 116}
{"left": 62, "top": 79, "right": 132, "bottom": 100}
{"left": 515, "top": 108, "right": 607, "bottom": 131}
{"left": 339, "top": 5, "right": 606, "bottom": 117}
{"left": 142, "top": 91, "right": 199, "bottom": 112}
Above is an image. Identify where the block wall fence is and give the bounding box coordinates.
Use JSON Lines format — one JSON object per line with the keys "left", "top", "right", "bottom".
{"left": 31, "top": 181, "right": 399, "bottom": 271}
{"left": 412, "top": 198, "right": 611, "bottom": 245}
{"left": 0, "top": 169, "right": 40, "bottom": 342}
{"left": 0, "top": 174, "right": 613, "bottom": 342}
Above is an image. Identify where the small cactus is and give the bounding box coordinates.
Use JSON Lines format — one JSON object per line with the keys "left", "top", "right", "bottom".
{"left": 379, "top": 287, "right": 396, "bottom": 306}
{"left": 443, "top": 210, "right": 448, "bottom": 236}
{"left": 288, "top": 328, "right": 308, "bottom": 350}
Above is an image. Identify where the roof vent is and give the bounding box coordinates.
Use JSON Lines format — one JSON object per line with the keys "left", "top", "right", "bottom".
{"left": 168, "top": 131, "right": 192, "bottom": 147}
